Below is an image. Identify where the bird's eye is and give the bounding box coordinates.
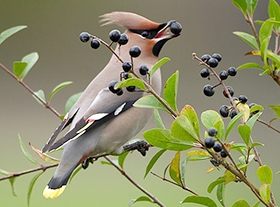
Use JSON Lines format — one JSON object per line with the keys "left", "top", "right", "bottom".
{"left": 141, "top": 31, "right": 149, "bottom": 37}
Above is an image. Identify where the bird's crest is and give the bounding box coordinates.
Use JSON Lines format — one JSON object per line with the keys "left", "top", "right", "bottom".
{"left": 100, "top": 11, "right": 160, "bottom": 30}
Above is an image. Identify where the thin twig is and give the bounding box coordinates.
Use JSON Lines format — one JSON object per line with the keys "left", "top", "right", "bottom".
{"left": 257, "top": 119, "right": 280, "bottom": 134}
{"left": 246, "top": 11, "right": 261, "bottom": 49}
{"left": 104, "top": 156, "right": 166, "bottom": 207}
{"left": 150, "top": 172, "right": 199, "bottom": 196}
{"left": 0, "top": 164, "right": 58, "bottom": 181}
{"left": 0, "top": 63, "right": 61, "bottom": 118}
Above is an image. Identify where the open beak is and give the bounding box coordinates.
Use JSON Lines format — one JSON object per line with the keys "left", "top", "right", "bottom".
{"left": 154, "top": 20, "right": 180, "bottom": 40}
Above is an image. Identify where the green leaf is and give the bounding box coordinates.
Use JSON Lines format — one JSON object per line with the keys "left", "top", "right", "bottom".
{"left": 150, "top": 57, "right": 170, "bottom": 79}
{"left": 13, "top": 62, "right": 27, "bottom": 79}
{"left": 232, "top": 0, "right": 248, "bottom": 17}
{"left": 171, "top": 115, "right": 199, "bottom": 143}
{"left": 237, "top": 62, "right": 263, "bottom": 70}
{"left": 128, "top": 196, "right": 153, "bottom": 206}
{"left": 268, "top": 105, "right": 280, "bottom": 118}
{"left": 29, "top": 143, "right": 60, "bottom": 164}
{"left": 0, "top": 25, "right": 27, "bottom": 45}
{"left": 216, "top": 183, "right": 225, "bottom": 206}
{"left": 27, "top": 172, "right": 43, "bottom": 207}
{"left": 143, "top": 128, "right": 194, "bottom": 151}
{"left": 268, "top": 0, "right": 280, "bottom": 30}
{"left": 154, "top": 109, "right": 165, "bottom": 129}
{"left": 9, "top": 177, "right": 17, "bottom": 197}
{"left": 201, "top": 110, "right": 222, "bottom": 129}
{"left": 213, "top": 120, "right": 224, "bottom": 141}
{"left": 48, "top": 81, "right": 73, "bottom": 102}
{"left": 180, "top": 105, "right": 200, "bottom": 138}
{"left": 20, "top": 52, "right": 39, "bottom": 80}
{"left": 257, "top": 165, "right": 273, "bottom": 184}
{"left": 267, "top": 50, "right": 280, "bottom": 66}
{"left": 250, "top": 105, "right": 264, "bottom": 113}
{"left": 118, "top": 151, "right": 129, "bottom": 169}
{"left": 115, "top": 78, "right": 146, "bottom": 92}
{"left": 232, "top": 199, "right": 250, "bottom": 207}
{"left": 134, "top": 95, "right": 169, "bottom": 113}
{"left": 180, "top": 156, "right": 189, "bottom": 185}
{"left": 247, "top": 112, "right": 262, "bottom": 129}
{"left": 253, "top": 201, "right": 261, "bottom": 207}
{"left": 32, "top": 89, "right": 46, "bottom": 106}
{"left": 233, "top": 32, "right": 259, "bottom": 50}
{"left": 247, "top": 0, "right": 258, "bottom": 16}
{"left": 164, "top": 70, "right": 179, "bottom": 113}
{"left": 169, "top": 151, "right": 182, "bottom": 185}
{"left": 207, "top": 177, "right": 225, "bottom": 193}
{"left": 225, "top": 110, "right": 246, "bottom": 141}
{"left": 69, "top": 165, "right": 82, "bottom": 184}
{"left": 259, "top": 19, "right": 274, "bottom": 43}
{"left": 181, "top": 196, "right": 217, "bottom": 207}
{"left": 259, "top": 184, "right": 271, "bottom": 204}
{"left": 144, "top": 149, "right": 166, "bottom": 178}
{"left": 18, "top": 134, "right": 38, "bottom": 164}
{"left": 251, "top": 142, "right": 264, "bottom": 148}
{"left": 238, "top": 125, "right": 251, "bottom": 146}
{"left": 65, "top": 92, "right": 82, "bottom": 113}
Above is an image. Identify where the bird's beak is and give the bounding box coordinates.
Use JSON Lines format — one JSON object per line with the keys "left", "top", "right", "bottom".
{"left": 152, "top": 20, "right": 181, "bottom": 56}
{"left": 154, "top": 20, "right": 180, "bottom": 40}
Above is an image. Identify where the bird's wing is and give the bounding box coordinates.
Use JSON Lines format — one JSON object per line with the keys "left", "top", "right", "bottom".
{"left": 42, "top": 108, "right": 79, "bottom": 153}
{"left": 47, "top": 87, "right": 143, "bottom": 152}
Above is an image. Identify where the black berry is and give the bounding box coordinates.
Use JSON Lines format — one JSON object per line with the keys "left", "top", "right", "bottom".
{"left": 80, "top": 32, "right": 90, "bottom": 42}
{"left": 129, "top": 46, "right": 141, "bottom": 58}
{"left": 201, "top": 54, "right": 211, "bottom": 63}
{"left": 208, "top": 58, "right": 219, "bottom": 68}
{"left": 122, "top": 61, "right": 132, "bottom": 72}
{"left": 109, "top": 29, "right": 121, "bottom": 42}
{"left": 239, "top": 95, "right": 248, "bottom": 104}
{"left": 208, "top": 127, "right": 218, "bottom": 137}
{"left": 203, "top": 85, "right": 215, "bottom": 97}
{"left": 108, "top": 81, "right": 121, "bottom": 94}
{"left": 223, "top": 86, "right": 234, "bottom": 98}
{"left": 126, "top": 86, "right": 135, "bottom": 92}
{"left": 212, "top": 53, "right": 222, "bottom": 62}
{"left": 170, "top": 22, "right": 182, "bottom": 35}
{"left": 228, "top": 67, "right": 237, "bottom": 76}
{"left": 213, "top": 142, "right": 222, "bottom": 152}
{"left": 219, "top": 70, "right": 228, "bottom": 80}
{"left": 230, "top": 109, "right": 237, "bottom": 119}
{"left": 116, "top": 88, "right": 123, "bottom": 96}
{"left": 219, "top": 105, "right": 229, "bottom": 118}
{"left": 249, "top": 103, "right": 259, "bottom": 114}
{"left": 200, "top": 68, "right": 210, "bottom": 78}
{"left": 205, "top": 137, "right": 215, "bottom": 148}
{"left": 139, "top": 65, "right": 149, "bottom": 76}
{"left": 90, "top": 39, "right": 100, "bottom": 49}
{"left": 118, "top": 34, "right": 129, "bottom": 45}
{"left": 220, "top": 149, "right": 228, "bottom": 158}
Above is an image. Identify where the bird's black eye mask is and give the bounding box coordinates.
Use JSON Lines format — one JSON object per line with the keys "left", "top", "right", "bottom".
{"left": 129, "top": 23, "right": 167, "bottom": 39}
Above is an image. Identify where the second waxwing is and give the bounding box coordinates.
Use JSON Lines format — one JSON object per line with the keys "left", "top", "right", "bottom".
{"left": 42, "top": 11, "right": 180, "bottom": 199}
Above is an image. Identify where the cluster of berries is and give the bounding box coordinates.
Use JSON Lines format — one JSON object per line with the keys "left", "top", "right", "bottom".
{"left": 204, "top": 127, "right": 228, "bottom": 158}
{"left": 199, "top": 53, "right": 237, "bottom": 98}
{"left": 79, "top": 29, "right": 129, "bottom": 49}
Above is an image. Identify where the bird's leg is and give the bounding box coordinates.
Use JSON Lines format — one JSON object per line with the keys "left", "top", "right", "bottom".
{"left": 82, "top": 153, "right": 109, "bottom": 169}
{"left": 123, "top": 140, "right": 151, "bottom": 156}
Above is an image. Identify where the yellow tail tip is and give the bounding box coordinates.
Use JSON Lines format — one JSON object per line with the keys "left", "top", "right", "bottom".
{"left": 43, "top": 185, "right": 66, "bottom": 199}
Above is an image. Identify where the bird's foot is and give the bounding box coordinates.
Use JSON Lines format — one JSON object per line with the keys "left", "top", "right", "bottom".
{"left": 123, "top": 140, "right": 150, "bottom": 156}
{"left": 82, "top": 157, "right": 95, "bottom": 169}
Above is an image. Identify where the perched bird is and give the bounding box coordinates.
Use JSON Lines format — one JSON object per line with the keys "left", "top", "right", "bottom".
{"left": 42, "top": 11, "right": 180, "bottom": 199}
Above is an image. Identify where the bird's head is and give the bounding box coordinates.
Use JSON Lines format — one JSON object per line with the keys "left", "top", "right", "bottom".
{"left": 100, "top": 11, "right": 181, "bottom": 57}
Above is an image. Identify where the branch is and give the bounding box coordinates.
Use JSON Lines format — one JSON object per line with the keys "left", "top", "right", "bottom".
{"left": 257, "top": 119, "right": 280, "bottom": 134}
{"left": 0, "top": 63, "right": 61, "bottom": 118}
{"left": 246, "top": 11, "right": 261, "bottom": 49}
{"left": 0, "top": 164, "right": 58, "bottom": 181}
{"left": 150, "top": 172, "right": 199, "bottom": 196}
{"left": 104, "top": 156, "right": 166, "bottom": 207}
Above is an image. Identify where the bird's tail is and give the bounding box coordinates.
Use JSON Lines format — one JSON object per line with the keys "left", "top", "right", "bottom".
{"left": 43, "top": 165, "right": 76, "bottom": 199}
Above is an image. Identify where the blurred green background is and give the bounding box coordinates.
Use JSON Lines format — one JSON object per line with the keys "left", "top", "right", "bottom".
{"left": 1, "top": 0, "right": 279, "bottom": 206}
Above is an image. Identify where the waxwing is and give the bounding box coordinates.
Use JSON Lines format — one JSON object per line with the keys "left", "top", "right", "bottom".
{"left": 42, "top": 11, "right": 180, "bottom": 199}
